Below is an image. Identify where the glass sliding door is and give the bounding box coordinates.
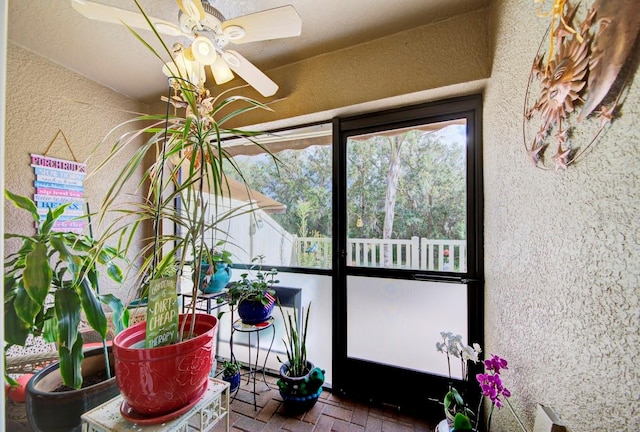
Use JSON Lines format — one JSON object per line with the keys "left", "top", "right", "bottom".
{"left": 333, "top": 95, "right": 483, "bottom": 415}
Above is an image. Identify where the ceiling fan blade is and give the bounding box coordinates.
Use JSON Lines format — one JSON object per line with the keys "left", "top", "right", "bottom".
{"left": 71, "top": 0, "right": 183, "bottom": 36}
{"left": 222, "top": 5, "right": 302, "bottom": 44}
{"left": 221, "top": 50, "right": 278, "bottom": 97}
{"left": 176, "top": 0, "right": 205, "bottom": 22}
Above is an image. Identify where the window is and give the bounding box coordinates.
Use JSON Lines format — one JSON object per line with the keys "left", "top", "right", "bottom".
{"left": 221, "top": 123, "right": 333, "bottom": 270}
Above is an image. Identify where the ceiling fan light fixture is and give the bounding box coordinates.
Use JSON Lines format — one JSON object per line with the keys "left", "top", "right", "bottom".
{"left": 210, "top": 58, "right": 234, "bottom": 85}
{"left": 191, "top": 36, "right": 217, "bottom": 65}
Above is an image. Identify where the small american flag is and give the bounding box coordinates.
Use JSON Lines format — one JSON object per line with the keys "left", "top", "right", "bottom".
{"left": 264, "top": 292, "right": 276, "bottom": 311}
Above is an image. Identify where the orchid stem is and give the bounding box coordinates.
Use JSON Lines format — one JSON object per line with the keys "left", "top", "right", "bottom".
{"left": 505, "top": 398, "right": 529, "bottom": 432}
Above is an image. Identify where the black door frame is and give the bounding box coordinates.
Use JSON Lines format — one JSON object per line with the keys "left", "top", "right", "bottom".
{"left": 331, "top": 94, "right": 484, "bottom": 416}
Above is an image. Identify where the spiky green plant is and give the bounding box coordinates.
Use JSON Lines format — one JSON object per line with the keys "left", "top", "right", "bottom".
{"left": 278, "top": 302, "right": 312, "bottom": 377}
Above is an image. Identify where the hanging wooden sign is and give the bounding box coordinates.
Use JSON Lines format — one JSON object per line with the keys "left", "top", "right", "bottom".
{"left": 31, "top": 153, "right": 86, "bottom": 233}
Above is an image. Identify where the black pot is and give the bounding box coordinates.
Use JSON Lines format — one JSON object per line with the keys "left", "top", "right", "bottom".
{"left": 277, "top": 361, "right": 325, "bottom": 413}
{"left": 26, "top": 347, "right": 120, "bottom": 432}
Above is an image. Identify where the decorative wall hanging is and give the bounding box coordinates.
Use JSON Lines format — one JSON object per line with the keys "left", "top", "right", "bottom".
{"left": 31, "top": 130, "right": 86, "bottom": 233}
{"left": 523, "top": 0, "right": 640, "bottom": 170}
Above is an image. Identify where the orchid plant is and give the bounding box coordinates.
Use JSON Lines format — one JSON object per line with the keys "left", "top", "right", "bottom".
{"left": 476, "top": 355, "right": 528, "bottom": 432}
{"left": 435, "top": 332, "right": 482, "bottom": 430}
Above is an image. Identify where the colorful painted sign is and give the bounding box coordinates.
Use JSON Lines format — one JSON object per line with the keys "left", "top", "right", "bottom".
{"left": 31, "top": 154, "right": 86, "bottom": 233}
{"left": 145, "top": 276, "right": 179, "bottom": 348}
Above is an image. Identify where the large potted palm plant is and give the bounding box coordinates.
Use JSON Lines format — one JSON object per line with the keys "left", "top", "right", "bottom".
{"left": 3, "top": 191, "right": 128, "bottom": 432}
{"left": 87, "top": 2, "right": 275, "bottom": 420}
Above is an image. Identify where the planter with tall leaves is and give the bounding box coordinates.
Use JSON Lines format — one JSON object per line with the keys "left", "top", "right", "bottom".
{"left": 3, "top": 191, "right": 128, "bottom": 431}
{"left": 88, "top": 2, "right": 275, "bottom": 419}
{"left": 276, "top": 302, "right": 325, "bottom": 413}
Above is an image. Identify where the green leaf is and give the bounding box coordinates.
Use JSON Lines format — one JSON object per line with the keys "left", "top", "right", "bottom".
{"left": 78, "top": 278, "right": 108, "bottom": 340}
{"left": 14, "top": 284, "right": 41, "bottom": 326}
{"left": 54, "top": 288, "right": 81, "bottom": 357}
{"left": 40, "top": 204, "right": 70, "bottom": 235}
{"left": 58, "top": 335, "right": 84, "bottom": 389}
{"left": 106, "top": 262, "right": 124, "bottom": 283}
{"left": 451, "top": 387, "right": 465, "bottom": 406}
{"left": 4, "top": 299, "right": 31, "bottom": 346}
{"left": 23, "top": 241, "right": 52, "bottom": 306}
{"left": 99, "top": 294, "right": 128, "bottom": 335}
{"left": 5, "top": 190, "right": 39, "bottom": 223}
{"left": 453, "top": 413, "right": 473, "bottom": 430}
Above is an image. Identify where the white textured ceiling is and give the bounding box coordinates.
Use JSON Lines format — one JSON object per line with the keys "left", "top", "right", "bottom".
{"left": 8, "top": 0, "right": 490, "bottom": 104}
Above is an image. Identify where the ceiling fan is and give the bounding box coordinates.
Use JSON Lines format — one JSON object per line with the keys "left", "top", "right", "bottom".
{"left": 71, "top": 0, "right": 302, "bottom": 97}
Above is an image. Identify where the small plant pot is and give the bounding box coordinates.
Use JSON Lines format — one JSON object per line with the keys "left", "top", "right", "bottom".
{"left": 238, "top": 297, "right": 275, "bottom": 324}
{"left": 222, "top": 371, "right": 241, "bottom": 393}
{"left": 277, "top": 361, "right": 325, "bottom": 413}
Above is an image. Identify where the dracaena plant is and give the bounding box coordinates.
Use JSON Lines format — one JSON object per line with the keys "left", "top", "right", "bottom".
{"left": 87, "top": 1, "right": 276, "bottom": 340}
{"left": 4, "top": 190, "right": 128, "bottom": 389}
{"left": 277, "top": 302, "right": 311, "bottom": 377}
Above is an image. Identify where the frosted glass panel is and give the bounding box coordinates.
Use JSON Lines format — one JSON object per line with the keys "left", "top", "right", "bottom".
{"left": 347, "top": 276, "right": 467, "bottom": 378}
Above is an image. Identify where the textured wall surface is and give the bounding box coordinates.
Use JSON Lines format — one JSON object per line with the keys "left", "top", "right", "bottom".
{"left": 5, "top": 44, "right": 148, "bottom": 299}
{"left": 483, "top": 1, "right": 640, "bottom": 431}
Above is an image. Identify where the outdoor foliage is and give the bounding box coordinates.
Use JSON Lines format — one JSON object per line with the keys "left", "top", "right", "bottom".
{"left": 228, "top": 125, "right": 466, "bottom": 243}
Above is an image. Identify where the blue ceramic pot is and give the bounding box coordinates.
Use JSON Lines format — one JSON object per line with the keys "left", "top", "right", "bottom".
{"left": 197, "top": 262, "right": 232, "bottom": 294}
{"left": 222, "top": 371, "right": 241, "bottom": 393}
{"left": 237, "top": 298, "right": 275, "bottom": 324}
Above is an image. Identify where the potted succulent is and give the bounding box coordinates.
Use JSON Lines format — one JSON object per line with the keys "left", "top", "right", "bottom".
{"left": 220, "top": 360, "right": 242, "bottom": 393}
{"left": 276, "top": 302, "right": 325, "bottom": 413}
{"left": 3, "top": 190, "right": 128, "bottom": 432}
{"left": 85, "top": 2, "right": 275, "bottom": 419}
{"left": 226, "top": 256, "right": 278, "bottom": 324}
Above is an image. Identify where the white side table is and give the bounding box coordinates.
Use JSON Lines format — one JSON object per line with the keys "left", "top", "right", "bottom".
{"left": 82, "top": 378, "right": 229, "bottom": 432}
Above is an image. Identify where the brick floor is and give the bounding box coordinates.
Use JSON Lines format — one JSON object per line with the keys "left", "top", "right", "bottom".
{"left": 211, "top": 368, "right": 436, "bottom": 432}
{"left": 5, "top": 366, "right": 437, "bottom": 432}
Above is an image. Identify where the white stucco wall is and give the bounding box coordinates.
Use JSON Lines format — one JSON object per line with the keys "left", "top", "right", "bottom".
{"left": 484, "top": 1, "right": 639, "bottom": 430}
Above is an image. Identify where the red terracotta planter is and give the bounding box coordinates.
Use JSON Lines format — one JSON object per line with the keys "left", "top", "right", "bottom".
{"left": 112, "top": 313, "right": 218, "bottom": 416}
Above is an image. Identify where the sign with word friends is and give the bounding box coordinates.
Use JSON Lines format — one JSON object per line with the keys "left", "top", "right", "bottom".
{"left": 145, "top": 276, "right": 179, "bottom": 348}
{"left": 31, "top": 154, "right": 86, "bottom": 233}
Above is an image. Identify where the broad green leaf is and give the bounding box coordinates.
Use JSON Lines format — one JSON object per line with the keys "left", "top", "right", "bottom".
{"left": 4, "top": 300, "right": 31, "bottom": 346}
{"left": 99, "top": 294, "right": 128, "bottom": 335}
{"left": 23, "top": 242, "right": 52, "bottom": 305}
{"left": 54, "top": 288, "right": 81, "bottom": 353}
{"left": 5, "top": 190, "right": 39, "bottom": 223}
{"left": 58, "top": 335, "right": 84, "bottom": 389}
{"left": 453, "top": 413, "right": 473, "bottom": 430}
{"left": 14, "top": 285, "right": 40, "bottom": 326}
{"left": 106, "top": 262, "right": 123, "bottom": 283}
{"left": 78, "top": 278, "right": 108, "bottom": 340}
{"left": 43, "top": 317, "right": 57, "bottom": 343}
{"left": 40, "top": 204, "right": 70, "bottom": 235}
{"left": 50, "top": 235, "right": 72, "bottom": 262}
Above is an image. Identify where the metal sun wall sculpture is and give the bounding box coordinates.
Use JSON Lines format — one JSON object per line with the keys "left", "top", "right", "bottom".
{"left": 524, "top": 0, "right": 640, "bottom": 170}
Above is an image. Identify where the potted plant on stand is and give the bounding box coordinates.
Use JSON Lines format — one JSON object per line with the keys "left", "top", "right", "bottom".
{"left": 197, "top": 242, "right": 233, "bottom": 294}
{"left": 276, "top": 302, "right": 325, "bottom": 413}
{"left": 226, "top": 256, "right": 278, "bottom": 324}
{"left": 3, "top": 191, "right": 128, "bottom": 432}
{"left": 85, "top": 3, "right": 276, "bottom": 421}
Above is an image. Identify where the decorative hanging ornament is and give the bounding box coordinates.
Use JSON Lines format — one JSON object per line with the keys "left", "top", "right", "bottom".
{"left": 523, "top": 0, "right": 640, "bottom": 170}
